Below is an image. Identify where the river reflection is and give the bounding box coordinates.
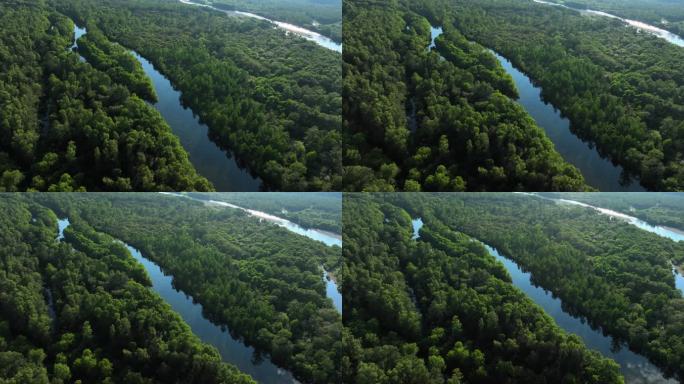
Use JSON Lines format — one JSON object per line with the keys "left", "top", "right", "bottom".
{"left": 124, "top": 241, "right": 298, "bottom": 384}
{"left": 491, "top": 51, "right": 643, "bottom": 191}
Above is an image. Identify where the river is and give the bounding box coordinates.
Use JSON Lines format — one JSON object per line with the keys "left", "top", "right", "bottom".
{"left": 412, "top": 217, "right": 424, "bottom": 240}
{"left": 55, "top": 217, "right": 298, "bottom": 383}
{"left": 410, "top": 214, "right": 675, "bottom": 383}
{"left": 520, "top": 192, "right": 684, "bottom": 296}
{"left": 72, "top": 24, "right": 262, "bottom": 192}
{"left": 492, "top": 51, "right": 643, "bottom": 191}
{"left": 481, "top": 241, "right": 676, "bottom": 384}
{"left": 533, "top": 0, "right": 684, "bottom": 47}
{"left": 428, "top": 24, "right": 643, "bottom": 191}
{"left": 204, "top": 198, "right": 342, "bottom": 313}
{"left": 160, "top": 192, "right": 342, "bottom": 313}
{"left": 178, "top": 0, "right": 342, "bottom": 52}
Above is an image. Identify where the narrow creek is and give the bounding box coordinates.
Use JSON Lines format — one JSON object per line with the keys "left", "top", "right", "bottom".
{"left": 428, "top": 24, "right": 643, "bottom": 191}
{"left": 71, "top": 23, "right": 262, "bottom": 192}
{"left": 56, "top": 217, "right": 298, "bottom": 384}
{"left": 411, "top": 217, "right": 676, "bottom": 383}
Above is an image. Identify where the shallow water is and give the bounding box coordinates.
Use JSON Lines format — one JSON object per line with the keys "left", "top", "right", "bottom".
{"left": 411, "top": 217, "right": 424, "bottom": 240}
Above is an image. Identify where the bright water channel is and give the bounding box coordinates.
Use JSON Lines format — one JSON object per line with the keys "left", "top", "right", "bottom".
{"left": 178, "top": 0, "right": 342, "bottom": 52}
{"left": 71, "top": 24, "right": 262, "bottom": 191}
{"left": 161, "top": 192, "right": 342, "bottom": 313}
{"left": 428, "top": 24, "right": 643, "bottom": 191}
{"left": 533, "top": 0, "right": 684, "bottom": 47}
{"left": 56, "top": 217, "right": 299, "bottom": 383}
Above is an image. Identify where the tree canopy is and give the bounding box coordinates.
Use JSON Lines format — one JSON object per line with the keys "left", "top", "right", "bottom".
{"left": 342, "top": 0, "right": 590, "bottom": 191}
{"left": 0, "top": 0, "right": 212, "bottom": 191}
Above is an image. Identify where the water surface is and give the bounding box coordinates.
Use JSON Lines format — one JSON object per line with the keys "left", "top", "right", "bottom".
{"left": 57, "top": 216, "right": 297, "bottom": 383}
{"left": 206, "top": 199, "right": 342, "bottom": 247}
{"left": 411, "top": 217, "right": 424, "bottom": 240}
{"left": 324, "top": 270, "right": 341, "bottom": 313}
{"left": 133, "top": 52, "right": 262, "bottom": 191}
{"left": 428, "top": 23, "right": 641, "bottom": 190}
{"left": 429, "top": 26, "right": 443, "bottom": 50}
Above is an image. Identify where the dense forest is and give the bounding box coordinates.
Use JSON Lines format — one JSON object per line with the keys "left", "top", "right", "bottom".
{"left": 544, "top": 0, "right": 684, "bottom": 37}
{"left": 55, "top": 0, "right": 342, "bottom": 191}
{"left": 342, "top": 0, "right": 589, "bottom": 191}
{"left": 76, "top": 28, "right": 157, "bottom": 103}
{"left": 437, "top": 0, "right": 684, "bottom": 190}
{"left": 376, "top": 193, "right": 684, "bottom": 381}
{"left": 0, "top": 0, "right": 211, "bottom": 191}
{"left": 209, "top": 0, "right": 342, "bottom": 42}
{"left": 33, "top": 193, "right": 342, "bottom": 383}
{"left": 188, "top": 192, "right": 342, "bottom": 233}
{"left": 342, "top": 194, "right": 622, "bottom": 383}
{"left": 545, "top": 192, "right": 684, "bottom": 231}
{"left": 0, "top": 194, "right": 254, "bottom": 383}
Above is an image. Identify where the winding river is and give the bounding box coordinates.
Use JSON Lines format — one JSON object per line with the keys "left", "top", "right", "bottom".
{"left": 521, "top": 192, "right": 684, "bottom": 295}
{"left": 412, "top": 211, "right": 679, "bottom": 383}
{"left": 533, "top": 0, "right": 684, "bottom": 47}
{"left": 482, "top": 242, "right": 676, "bottom": 384}
{"left": 492, "top": 52, "right": 643, "bottom": 191}
{"left": 429, "top": 24, "right": 643, "bottom": 191}
{"left": 178, "top": 0, "right": 341, "bottom": 52}
{"left": 56, "top": 217, "right": 298, "bottom": 383}
{"left": 72, "top": 24, "right": 262, "bottom": 192}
